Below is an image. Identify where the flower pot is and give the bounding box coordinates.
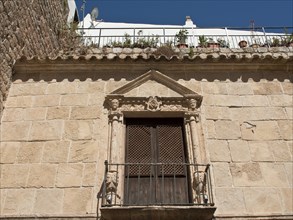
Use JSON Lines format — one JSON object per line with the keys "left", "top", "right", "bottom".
{"left": 250, "top": 43, "right": 260, "bottom": 48}
{"left": 238, "top": 40, "right": 247, "bottom": 48}
{"left": 208, "top": 42, "right": 220, "bottom": 48}
{"left": 177, "top": 43, "right": 188, "bottom": 49}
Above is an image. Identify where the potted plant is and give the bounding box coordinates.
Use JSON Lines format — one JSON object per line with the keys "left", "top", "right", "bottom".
{"left": 175, "top": 29, "right": 188, "bottom": 48}
{"left": 217, "top": 38, "right": 229, "bottom": 48}
{"left": 197, "top": 35, "right": 208, "bottom": 48}
{"left": 250, "top": 37, "right": 261, "bottom": 48}
{"left": 238, "top": 40, "right": 247, "bottom": 48}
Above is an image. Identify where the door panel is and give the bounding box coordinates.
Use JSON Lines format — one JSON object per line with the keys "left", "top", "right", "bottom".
{"left": 125, "top": 118, "right": 190, "bottom": 205}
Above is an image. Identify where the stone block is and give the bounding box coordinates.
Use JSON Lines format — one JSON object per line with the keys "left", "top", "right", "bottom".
{"left": 2, "top": 108, "right": 24, "bottom": 121}
{"left": 5, "top": 96, "right": 33, "bottom": 108}
{"left": 1, "top": 164, "right": 29, "bottom": 188}
{"left": 249, "top": 141, "right": 274, "bottom": 161}
{"left": 278, "top": 120, "right": 293, "bottom": 140}
{"left": 201, "top": 82, "right": 227, "bottom": 95}
{"left": 203, "top": 106, "right": 230, "bottom": 120}
{"left": 241, "top": 95, "right": 269, "bottom": 106}
{"left": 204, "top": 95, "right": 243, "bottom": 107}
{"left": 33, "top": 94, "right": 60, "bottom": 107}
{"left": 212, "top": 163, "right": 232, "bottom": 187}
{"left": 88, "top": 93, "right": 106, "bottom": 106}
{"left": 24, "top": 107, "right": 46, "bottom": 120}
{"left": 285, "top": 107, "right": 293, "bottom": 119}
{"left": 204, "top": 120, "right": 216, "bottom": 139}
{"left": 260, "top": 163, "right": 289, "bottom": 187}
{"left": 17, "top": 142, "right": 44, "bottom": 163}
{"left": 34, "top": 189, "right": 63, "bottom": 214}
{"left": 284, "top": 163, "right": 292, "bottom": 186}
{"left": 282, "top": 82, "right": 293, "bottom": 94}
{"left": 27, "top": 164, "right": 57, "bottom": 187}
{"left": 206, "top": 140, "right": 231, "bottom": 162}
{"left": 230, "top": 163, "right": 264, "bottom": 186}
{"left": 214, "top": 188, "right": 246, "bottom": 215}
{"left": 2, "top": 189, "right": 35, "bottom": 215}
{"left": 215, "top": 120, "right": 241, "bottom": 140}
{"left": 269, "top": 95, "right": 292, "bottom": 107}
{"left": 69, "top": 141, "right": 99, "bottom": 162}
{"left": 42, "top": 141, "right": 70, "bottom": 163}
{"left": 227, "top": 83, "right": 253, "bottom": 95}
{"left": 63, "top": 120, "right": 93, "bottom": 140}
{"left": 47, "top": 82, "right": 76, "bottom": 94}
{"left": 29, "top": 121, "right": 62, "bottom": 140}
{"left": 76, "top": 81, "right": 105, "bottom": 93}
{"left": 280, "top": 188, "right": 293, "bottom": 213}
{"left": 0, "top": 142, "right": 20, "bottom": 164}
{"left": 252, "top": 82, "right": 283, "bottom": 95}
{"left": 241, "top": 121, "right": 281, "bottom": 140}
{"left": 270, "top": 141, "right": 292, "bottom": 161}
{"left": 60, "top": 94, "right": 89, "bottom": 106}
{"left": 70, "top": 106, "right": 100, "bottom": 119}
{"left": 56, "top": 163, "right": 83, "bottom": 187}
{"left": 63, "top": 188, "right": 92, "bottom": 214}
{"left": 47, "top": 106, "right": 70, "bottom": 120}
{"left": 10, "top": 83, "right": 47, "bottom": 96}
{"left": 1, "top": 121, "right": 31, "bottom": 141}
{"left": 243, "top": 188, "right": 282, "bottom": 214}
{"left": 228, "top": 140, "right": 251, "bottom": 162}
{"left": 83, "top": 163, "right": 97, "bottom": 186}
{"left": 253, "top": 107, "right": 287, "bottom": 120}
{"left": 229, "top": 107, "right": 257, "bottom": 121}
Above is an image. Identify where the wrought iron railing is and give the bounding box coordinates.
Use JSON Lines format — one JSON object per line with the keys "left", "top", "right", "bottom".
{"left": 76, "top": 26, "right": 293, "bottom": 49}
{"left": 102, "top": 160, "right": 214, "bottom": 207}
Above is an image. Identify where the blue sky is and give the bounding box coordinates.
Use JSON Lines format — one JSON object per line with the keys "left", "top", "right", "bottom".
{"left": 75, "top": 0, "right": 293, "bottom": 28}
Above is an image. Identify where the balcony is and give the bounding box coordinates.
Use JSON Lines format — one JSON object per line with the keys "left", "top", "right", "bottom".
{"left": 100, "top": 161, "right": 216, "bottom": 220}
{"left": 75, "top": 26, "right": 293, "bottom": 49}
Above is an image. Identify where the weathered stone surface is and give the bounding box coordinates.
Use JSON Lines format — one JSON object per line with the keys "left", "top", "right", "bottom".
{"left": 201, "top": 82, "right": 227, "bottom": 95}
{"left": 212, "top": 163, "right": 232, "bottom": 187}
{"left": 243, "top": 188, "right": 282, "bottom": 214}
{"left": 27, "top": 164, "right": 57, "bottom": 187}
{"left": 241, "top": 121, "right": 281, "bottom": 140}
{"left": 284, "top": 163, "right": 293, "bottom": 186}
{"left": 42, "top": 141, "right": 70, "bottom": 163}
{"left": 204, "top": 95, "right": 243, "bottom": 107}
{"left": 206, "top": 140, "right": 231, "bottom": 162}
{"left": 1, "top": 164, "right": 29, "bottom": 188}
{"left": 83, "top": 163, "right": 97, "bottom": 186}
{"left": 70, "top": 106, "right": 100, "bottom": 119}
{"left": 63, "top": 120, "right": 93, "bottom": 140}
{"left": 278, "top": 120, "right": 293, "bottom": 140}
{"left": 241, "top": 95, "right": 269, "bottom": 106}
{"left": 259, "top": 163, "right": 289, "bottom": 187}
{"left": 69, "top": 141, "right": 99, "bottom": 162}
{"left": 230, "top": 163, "right": 264, "bottom": 186}
{"left": 29, "top": 121, "right": 62, "bottom": 140}
{"left": 2, "top": 108, "right": 24, "bottom": 121}
{"left": 47, "top": 106, "right": 70, "bottom": 119}
{"left": 269, "top": 95, "right": 292, "bottom": 107}
{"left": 56, "top": 163, "right": 83, "bottom": 187}
{"left": 4, "top": 96, "right": 33, "bottom": 108}
{"left": 34, "top": 189, "right": 63, "bottom": 214}
{"left": 228, "top": 140, "right": 251, "bottom": 162}
{"left": 285, "top": 107, "right": 293, "bottom": 119}
{"left": 76, "top": 81, "right": 105, "bottom": 93}
{"left": 24, "top": 107, "right": 46, "bottom": 120}
{"left": 270, "top": 141, "right": 292, "bottom": 161}
{"left": 1, "top": 121, "right": 31, "bottom": 141}
{"left": 203, "top": 106, "right": 230, "bottom": 120}
{"left": 10, "top": 83, "right": 47, "bottom": 96}
{"left": 215, "top": 188, "right": 246, "bottom": 215}
{"left": 253, "top": 107, "right": 287, "bottom": 120}
{"left": 204, "top": 120, "right": 216, "bottom": 139}
{"left": 282, "top": 82, "right": 293, "bottom": 94}
{"left": 47, "top": 82, "right": 76, "bottom": 94}
{"left": 252, "top": 82, "right": 283, "bottom": 95}
{"left": 0, "top": 142, "right": 20, "bottom": 164}
{"left": 227, "top": 83, "right": 253, "bottom": 95}
{"left": 215, "top": 120, "right": 241, "bottom": 140}
{"left": 2, "top": 189, "right": 35, "bottom": 215}
{"left": 63, "top": 188, "right": 92, "bottom": 214}
{"left": 249, "top": 141, "right": 274, "bottom": 161}
{"left": 60, "top": 94, "right": 89, "bottom": 106}
{"left": 33, "top": 95, "right": 60, "bottom": 107}
{"left": 17, "top": 142, "right": 44, "bottom": 163}
{"left": 279, "top": 188, "right": 293, "bottom": 213}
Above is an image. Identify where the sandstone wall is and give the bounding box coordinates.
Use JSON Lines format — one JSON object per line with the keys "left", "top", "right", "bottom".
{"left": 0, "top": 59, "right": 292, "bottom": 218}
{"left": 0, "top": 0, "right": 73, "bottom": 117}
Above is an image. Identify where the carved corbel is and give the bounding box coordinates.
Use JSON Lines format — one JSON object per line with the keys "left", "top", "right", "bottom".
{"left": 106, "top": 170, "right": 120, "bottom": 204}
{"left": 193, "top": 170, "right": 207, "bottom": 204}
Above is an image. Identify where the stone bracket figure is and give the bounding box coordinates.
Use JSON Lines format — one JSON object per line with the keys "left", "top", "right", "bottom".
{"left": 105, "top": 170, "right": 120, "bottom": 205}
{"left": 193, "top": 170, "right": 208, "bottom": 204}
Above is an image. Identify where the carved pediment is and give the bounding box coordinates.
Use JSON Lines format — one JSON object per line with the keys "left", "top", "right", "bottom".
{"left": 105, "top": 70, "right": 202, "bottom": 114}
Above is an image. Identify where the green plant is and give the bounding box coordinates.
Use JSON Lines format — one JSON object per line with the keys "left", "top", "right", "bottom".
{"left": 217, "top": 38, "right": 230, "bottom": 48}
{"left": 175, "top": 29, "right": 188, "bottom": 44}
{"left": 198, "top": 35, "right": 208, "bottom": 48}
{"left": 188, "top": 47, "right": 195, "bottom": 57}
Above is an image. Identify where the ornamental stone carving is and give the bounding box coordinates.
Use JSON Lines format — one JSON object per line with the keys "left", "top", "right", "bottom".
{"left": 193, "top": 170, "right": 207, "bottom": 204}
{"left": 146, "top": 96, "right": 162, "bottom": 111}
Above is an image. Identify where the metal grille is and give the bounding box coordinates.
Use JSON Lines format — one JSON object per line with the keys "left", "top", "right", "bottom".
{"left": 158, "top": 124, "right": 185, "bottom": 175}
{"left": 127, "top": 125, "right": 151, "bottom": 176}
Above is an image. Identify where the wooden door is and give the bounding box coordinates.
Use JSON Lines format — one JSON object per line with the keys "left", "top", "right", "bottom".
{"left": 124, "top": 118, "right": 191, "bottom": 205}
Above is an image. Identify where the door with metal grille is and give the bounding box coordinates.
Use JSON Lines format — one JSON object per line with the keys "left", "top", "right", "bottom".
{"left": 124, "top": 118, "right": 191, "bottom": 205}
